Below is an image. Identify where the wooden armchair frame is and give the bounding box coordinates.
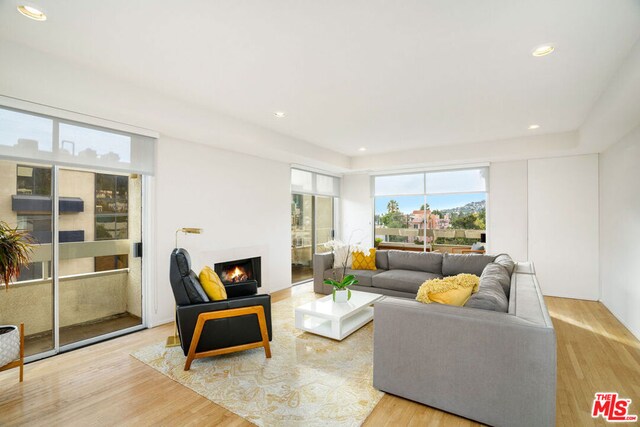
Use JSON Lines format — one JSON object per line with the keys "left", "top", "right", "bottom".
{"left": 0, "top": 323, "right": 24, "bottom": 382}
{"left": 184, "top": 305, "right": 271, "bottom": 371}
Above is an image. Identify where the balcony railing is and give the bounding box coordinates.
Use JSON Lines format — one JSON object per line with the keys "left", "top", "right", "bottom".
{"left": 375, "top": 227, "right": 485, "bottom": 240}
{"left": 0, "top": 268, "right": 133, "bottom": 336}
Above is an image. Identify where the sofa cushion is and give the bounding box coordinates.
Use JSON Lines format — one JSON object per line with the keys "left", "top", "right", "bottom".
{"left": 494, "top": 253, "right": 515, "bottom": 276}
{"left": 376, "top": 250, "right": 389, "bottom": 270}
{"left": 415, "top": 274, "right": 480, "bottom": 306}
{"left": 323, "top": 268, "right": 381, "bottom": 287}
{"left": 331, "top": 245, "right": 352, "bottom": 269}
{"left": 464, "top": 268, "right": 508, "bottom": 312}
{"left": 387, "top": 250, "right": 443, "bottom": 275}
{"left": 199, "top": 266, "right": 227, "bottom": 301}
{"left": 442, "top": 253, "right": 496, "bottom": 277}
{"left": 352, "top": 248, "right": 377, "bottom": 270}
{"left": 182, "top": 271, "right": 210, "bottom": 304}
{"left": 372, "top": 269, "right": 443, "bottom": 294}
{"left": 481, "top": 262, "right": 512, "bottom": 299}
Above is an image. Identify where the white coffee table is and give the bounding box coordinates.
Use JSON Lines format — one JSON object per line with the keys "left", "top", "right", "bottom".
{"left": 295, "top": 290, "right": 384, "bottom": 340}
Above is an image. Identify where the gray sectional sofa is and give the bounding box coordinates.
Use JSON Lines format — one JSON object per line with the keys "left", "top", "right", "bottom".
{"left": 314, "top": 250, "right": 508, "bottom": 306}
{"left": 312, "top": 250, "right": 556, "bottom": 427}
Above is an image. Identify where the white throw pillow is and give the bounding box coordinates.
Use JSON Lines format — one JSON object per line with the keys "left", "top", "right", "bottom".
{"left": 332, "top": 245, "right": 351, "bottom": 269}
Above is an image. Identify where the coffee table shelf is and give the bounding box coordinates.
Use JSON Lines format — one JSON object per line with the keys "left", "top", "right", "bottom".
{"left": 294, "top": 291, "right": 384, "bottom": 340}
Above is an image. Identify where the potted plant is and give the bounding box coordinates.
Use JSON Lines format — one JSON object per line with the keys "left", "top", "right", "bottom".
{"left": 0, "top": 221, "right": 32, "bottom": 370}
{"left": 323, "top": 238, "right": 361, "bottom": 303}
{"left": 0, "top": 221, "right": 33, "bottom": 291}
{"left": 324, "top": 274, "right": 359, "bottom": 303}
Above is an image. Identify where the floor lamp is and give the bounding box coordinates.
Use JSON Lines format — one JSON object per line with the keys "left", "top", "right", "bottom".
{"left": 166, "top": 227, "right": 203, "bottom": 348}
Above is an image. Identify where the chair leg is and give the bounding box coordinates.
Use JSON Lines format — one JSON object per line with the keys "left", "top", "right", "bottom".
{"left": 257, "top": 308, "right": 271, "bottom": 358}
{"left": 184, "top": 316, "right": 205, "bottom": 371}
{"left": 19, "top": 323, "right": 24, "bottom": 382}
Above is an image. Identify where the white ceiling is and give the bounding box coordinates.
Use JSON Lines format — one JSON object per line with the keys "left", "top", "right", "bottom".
{"left": 1, "top": 0, "right": 639, "bottom": 157}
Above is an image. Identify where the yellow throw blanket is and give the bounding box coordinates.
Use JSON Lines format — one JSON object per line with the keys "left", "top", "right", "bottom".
{"left": 416, "top": 274, "right": 480, "bottom": 306}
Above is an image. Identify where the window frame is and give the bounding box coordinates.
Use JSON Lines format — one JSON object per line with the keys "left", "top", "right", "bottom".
{"left": 372, "top": 167, "right": 489, "bottom": 251}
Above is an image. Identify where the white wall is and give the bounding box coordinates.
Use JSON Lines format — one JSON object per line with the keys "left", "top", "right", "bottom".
{"left": 341, "top": 174, "right": 373, "bottom": 247}
{"left": 488, "top": 161, "right": 528, "bottom": 262}
{"left": 528, "top": 155, "right": 600, "bottom": 300}
{"left": 599, "top": 125, "right": 640, "bottom": 339}
{"left": 149, "top": 137, "right": 291, "bottom": 326}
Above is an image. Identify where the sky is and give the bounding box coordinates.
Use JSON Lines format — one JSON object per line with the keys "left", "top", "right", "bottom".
{"left": 1, "top": 108, "right": 132, "bottom": 162}
{"left": 375, "top": 193, "right": 486, "bottom": 214}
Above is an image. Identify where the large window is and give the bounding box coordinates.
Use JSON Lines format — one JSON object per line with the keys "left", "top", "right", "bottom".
{"left": 374, "top": 168, "right": 488, "bottom": 251}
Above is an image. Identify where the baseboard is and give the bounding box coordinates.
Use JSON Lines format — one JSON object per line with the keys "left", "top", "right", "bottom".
{"left": 148, "top": 317, "right": 174, "bottom": 328}
{"left": 600, "top": 301, "right": 640, "bottom": 342}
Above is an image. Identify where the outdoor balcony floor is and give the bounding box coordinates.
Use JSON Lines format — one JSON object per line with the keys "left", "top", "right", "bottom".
{"left": 25, "top": 312, "right": 142, "bottom": 356}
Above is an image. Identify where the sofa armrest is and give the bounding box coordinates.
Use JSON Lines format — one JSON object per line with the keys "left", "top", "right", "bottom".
{"left": 176, "top": 294, "right": 272, "bottom": 356}
{"left": 313, "top": 252, "right": 334, "bottom": 294}
{"left": 373, "top": 297, "right": 556, "bottom": 427}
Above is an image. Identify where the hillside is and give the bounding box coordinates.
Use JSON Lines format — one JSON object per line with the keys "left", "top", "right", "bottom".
{"left": 439, "top": 200, "right": 486, "bottom": 216}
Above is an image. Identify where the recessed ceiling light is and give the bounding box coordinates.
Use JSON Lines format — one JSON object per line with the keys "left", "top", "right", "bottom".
{"left": 532, "top": 45, "right": 555, "bottom": 57}
{"left": 17, "top": 4, "right": 47, "bottom": 21}
{"left": 358, "top": 147, "right": 367, "bottom": 152}
{"left": 528, "top": 124, "right": 540, "bottom": 130}
{"left": 274, "top": 111, "right": 286, "bottom": 118}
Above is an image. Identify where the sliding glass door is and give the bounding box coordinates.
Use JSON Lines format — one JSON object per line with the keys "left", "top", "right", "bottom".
{"left": 0, "top": 162, "right": 145, "bottom": 359}
{"left": 0, "top": 165, "right": 145, "bottom": 358}
{"left": 0, "top": 104, "right": 152, "bottom": 361}
{"left": 57, "top": 167, "right": 143, "bottom": 347}
{"left": 315, "top": 196, "right": 334, "bottom": 254}
{"left": 290, "top": 194, "right": 335, "bottom": 284}
{"left": 290, "top": 169, "right": 340, "bottom": 284}
{"left": 291, "top": 194, "right": 313, "bottom": 283}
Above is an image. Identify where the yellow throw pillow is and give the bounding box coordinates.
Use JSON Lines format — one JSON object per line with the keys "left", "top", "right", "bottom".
{"left": 416, "top": 274, "right": 479, "bottom": 306}
{"left": 351, "top": 248, "right": 377, "bottom": 270}
{"left": 199, "top": 266, "right": 227, "bottom": 301}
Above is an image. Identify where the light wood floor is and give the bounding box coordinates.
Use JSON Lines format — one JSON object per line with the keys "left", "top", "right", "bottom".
{"left": 1, "top": 284, "right": 639, "bottom": 426}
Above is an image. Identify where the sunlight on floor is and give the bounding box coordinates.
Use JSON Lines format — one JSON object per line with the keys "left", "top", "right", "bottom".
{"left": 550, "top": 311, "right": 640, "bottom": 350}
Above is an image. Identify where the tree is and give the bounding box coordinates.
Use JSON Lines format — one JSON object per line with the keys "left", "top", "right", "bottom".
{"left": 431, "top": 209, "right": 442, "bottom": 217}
{"left": 449, "top": 209, "right": 486, "bottom": 230}
{"left": 380, "top": 211, "right": 406, "bottom": 228}
{"left": 451, "top": 213, "right": 479, "bottom": 230}
{"left": 419, "top": 203, "right": 430, "bottom": 211}
{"left": 475, "top": 209, "right": 486, "bottom": 229}
{"left": 380, "top": 200, "right": 408, "bottom": 242}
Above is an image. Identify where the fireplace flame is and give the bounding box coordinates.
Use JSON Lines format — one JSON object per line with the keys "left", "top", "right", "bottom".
{"left": 226, "top": 265, "right": 249, "bottom": 283}
{"left": 231, "top": 267, "right": 242, "bottom": 280}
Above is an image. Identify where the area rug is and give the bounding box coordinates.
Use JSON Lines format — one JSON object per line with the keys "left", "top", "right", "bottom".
{"left": 131, "top": 292, "right": 384, "bottom": 426}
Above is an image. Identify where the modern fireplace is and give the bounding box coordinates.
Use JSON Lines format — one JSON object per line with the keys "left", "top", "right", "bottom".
{"left": 214, "top": 256, "right": 261, "bottom": 288}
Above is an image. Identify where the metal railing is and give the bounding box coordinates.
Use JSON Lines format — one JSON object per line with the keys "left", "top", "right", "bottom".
{"left": 375, "top": 228, "right": 485, "bottom": 240}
